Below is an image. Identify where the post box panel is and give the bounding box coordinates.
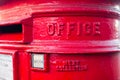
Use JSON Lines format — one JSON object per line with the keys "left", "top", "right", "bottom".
{"left": 31, "top": 2, "right": 120, "bottom": 53}
{"left": 0, "top": 49, "right": 18, "bottom": 80}
{"left": 33, "top": 16, "right": 119, "bottom": 41}
{"left": 32, "top": 11, "right": 120, "bottom": 52}
{"left": 28, "top": 52, "right": 119, "bottom": 80}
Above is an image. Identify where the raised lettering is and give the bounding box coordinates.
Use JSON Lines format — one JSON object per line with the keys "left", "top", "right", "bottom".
{"left": 57, "top": 23, "right": 65, "bottom": 36}
{"left": 47, "top": 23, "right": 56, "bottom": 36}
{"left": 47, "top": 22, "right": 101, "bottom": 38}
{"left": 93, "top": 22, "right": 101, "bottom": 35}
{"left": 67, "top": 23, "right": 76, "bottom": 36}
{"left": 83, "top": 22, "right": 92, "bottom": 35}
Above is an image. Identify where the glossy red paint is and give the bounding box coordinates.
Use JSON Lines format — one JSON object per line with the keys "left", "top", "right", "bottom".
{"left": 0, "top": 0, "right": 120, "bottom": 80}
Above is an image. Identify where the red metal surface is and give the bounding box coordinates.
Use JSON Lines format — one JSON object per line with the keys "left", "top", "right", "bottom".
{"left": 0, "top": 0, "right": 120, "bottom": 80}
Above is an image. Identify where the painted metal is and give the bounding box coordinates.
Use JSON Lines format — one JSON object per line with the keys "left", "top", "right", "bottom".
{"left": 0, "top": 0, "right": 120, "bottom": 80}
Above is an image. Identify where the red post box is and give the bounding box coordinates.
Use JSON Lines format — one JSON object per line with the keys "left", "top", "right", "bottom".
{"left": 0, "top": 0, "right": 120, "bottom": 80}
